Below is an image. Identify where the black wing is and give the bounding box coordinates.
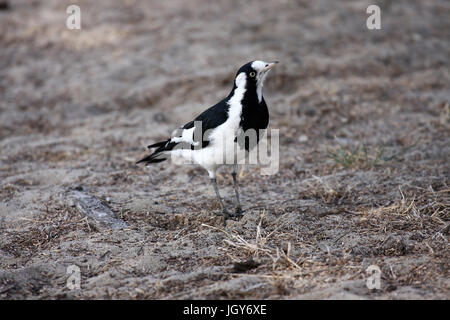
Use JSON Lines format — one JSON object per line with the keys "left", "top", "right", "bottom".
{"left": 179, "top": 97, "right": 230, "bottom": 148}
{"left": 137, "top": 98, "right": 230, "bottom": 165}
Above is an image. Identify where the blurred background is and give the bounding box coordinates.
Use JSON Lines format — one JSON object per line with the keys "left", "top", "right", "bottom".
{"left": 0, "top": 0, "right": 448, "bottom": 299}
{"left": 0, "top": 1, "right": 448, "bottom": 148}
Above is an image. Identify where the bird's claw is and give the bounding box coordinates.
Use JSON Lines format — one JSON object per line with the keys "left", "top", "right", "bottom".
{"left": 213, "top": 208, "right": 243, "bottom": 226}
{"left": 233, "top": 207, "right": 244, "bottom": 217}
{"left": 226, "top": 208, "right": 244, "bottom": 226}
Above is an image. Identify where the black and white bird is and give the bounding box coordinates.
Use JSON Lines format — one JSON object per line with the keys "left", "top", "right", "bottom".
{"left": 137, "top": 60, "right": 278, "bottom": 224}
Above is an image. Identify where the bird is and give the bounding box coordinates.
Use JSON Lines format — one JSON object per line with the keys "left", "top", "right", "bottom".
{"left": 137, "top": 60, "right": 278, "bottom": 225}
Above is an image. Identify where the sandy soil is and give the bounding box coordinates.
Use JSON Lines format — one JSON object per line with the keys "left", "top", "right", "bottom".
{"left": 0, "top": 0, "right": 449, "bottom": 299}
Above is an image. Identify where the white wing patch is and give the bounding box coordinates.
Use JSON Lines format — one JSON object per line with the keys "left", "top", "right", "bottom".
{"left": 171, "top": 126, "right": 199, "bottom": 146}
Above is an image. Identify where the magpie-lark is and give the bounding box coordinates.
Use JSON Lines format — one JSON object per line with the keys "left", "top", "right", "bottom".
{"left": 137, "top": 60, "right": 278, "bottom": 224}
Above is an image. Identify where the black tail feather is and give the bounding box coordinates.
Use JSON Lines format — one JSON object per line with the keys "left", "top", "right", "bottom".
{"left": 137, "top": 139, "right": 178, "bottom": 165}
{"left": 136, "top": 155, "right": 167, "bottom": 164}
{"left": 147, "top": 141, "right": 168, "bottom": 149}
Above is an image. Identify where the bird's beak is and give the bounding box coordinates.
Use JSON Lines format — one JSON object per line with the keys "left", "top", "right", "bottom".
{"left": 263, "top": 61, "right": 279, "bottom": 72}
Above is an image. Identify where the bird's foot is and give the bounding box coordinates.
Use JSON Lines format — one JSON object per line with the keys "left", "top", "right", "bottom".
{"left": 213, "top": 208, "right": 243, "bottom": 226}
{"left": 229, "top": 207, "right": 244, "bottom": 218}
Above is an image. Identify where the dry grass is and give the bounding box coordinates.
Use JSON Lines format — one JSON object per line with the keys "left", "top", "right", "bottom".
{"left": 0, "top": 203, "right": 92, "bottom": 258}
{"left": 197, "top": 184, "right": 450, "bottom": 297}
{"left": 357, "top": 185, "right": 449, "bottom": 257}
{"left": 327, "top": 139, "right": 414, "bottom": 170}
{"left": 202, "top": 212, "right": 303, "bottom": 273}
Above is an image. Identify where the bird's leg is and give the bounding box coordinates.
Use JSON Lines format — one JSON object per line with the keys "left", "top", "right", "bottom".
{"left": 210, "top": 178, "right": 230, "bottom": 225}
{"left": 231, "top": 170, "right": 243, "bottom": 217}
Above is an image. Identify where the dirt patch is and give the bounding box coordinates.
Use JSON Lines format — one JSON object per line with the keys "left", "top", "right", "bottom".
{"left": 0, "top": 0, "right": 449, "bottom": 299}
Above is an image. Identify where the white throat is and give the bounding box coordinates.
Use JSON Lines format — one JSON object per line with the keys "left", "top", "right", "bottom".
{"left": 251, "top": 61, "right": 270, "bottom": 103}
{"left": 256, "top": 71, "right": 269, "bottom": 102}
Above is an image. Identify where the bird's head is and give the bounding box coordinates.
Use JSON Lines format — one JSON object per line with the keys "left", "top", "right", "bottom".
{"left": 233, "top": 60, "right": 278, "bottom": 101}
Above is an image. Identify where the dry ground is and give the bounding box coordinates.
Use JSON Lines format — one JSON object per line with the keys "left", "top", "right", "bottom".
{"left": 0, "top": 0, "right": 449, "bottom": 299}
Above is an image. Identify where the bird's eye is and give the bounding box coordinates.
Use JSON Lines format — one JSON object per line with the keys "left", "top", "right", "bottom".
{"left": 249, "top": 72, "right": 256, "bottom": 77}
